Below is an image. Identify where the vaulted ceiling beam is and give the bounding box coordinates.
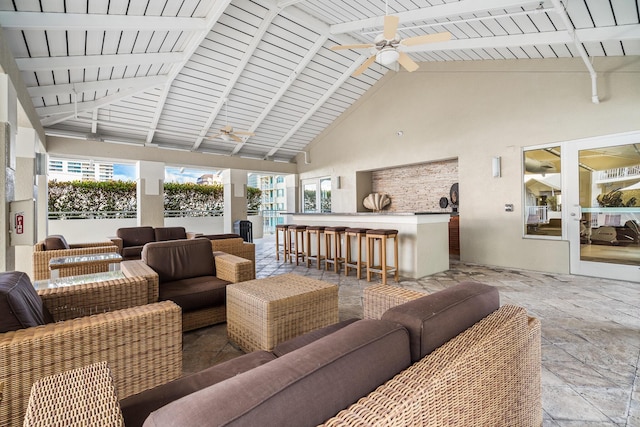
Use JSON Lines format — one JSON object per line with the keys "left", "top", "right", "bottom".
{"left": 16, "top": 52, "right": 184, "bottom": 71}
{"left": 230, "top": 33, "right": 329, "bottom": 155}
{"left": 266, "top": 55, "right": 368, "bottom": 158}
{"left": 145, "top": 0, "right": 233, "bottom": 144}
{"left": 0, "top": 11, "right": 207, "bottom": 31}
{"left": 191, "top": 6, "right": 283, "bottom": 151}
{"left": 330, "top": 0, "right": 539, "bottom": 34}
{"left": 27, "top": 75, "right": 168, "bottom": 97}
{"left": 402, "top": 25, "right": 640, "bottom": 54}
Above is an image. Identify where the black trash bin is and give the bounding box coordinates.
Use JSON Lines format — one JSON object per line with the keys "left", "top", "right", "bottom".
{"left": 234, "top": 220, "right": 253, "bottom": 243}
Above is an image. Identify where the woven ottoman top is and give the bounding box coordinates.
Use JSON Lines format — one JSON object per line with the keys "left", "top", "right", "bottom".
{"left": 228, "top": 273, "right": 336, "bottom": 301}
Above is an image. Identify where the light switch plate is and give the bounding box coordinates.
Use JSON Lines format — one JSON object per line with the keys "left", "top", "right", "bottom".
{"left": 505, "top": 204, "right": 514, "bottom": 212}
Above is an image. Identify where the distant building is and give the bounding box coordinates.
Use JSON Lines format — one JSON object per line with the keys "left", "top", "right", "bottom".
{"left": 48, "top": 158, "right": 114, "bottom": 182}
{"left": 197, "top": 173, "right": 223, "bottom": 185}
{"left": 256, "top": 174, "right": 287, "bottom": 234}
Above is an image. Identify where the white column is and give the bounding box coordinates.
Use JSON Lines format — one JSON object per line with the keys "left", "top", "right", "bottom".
{"left": 222, "top": 169, "right": 248, "bottom": 233}
{"left": 136, "top": 160, "right": 165, "bottom": 227}
{"left": 14, "top": 127, "right": 38, "bottom": 275}
{"left": 285, "top": 174, "right": 298, "bottom": 214}
{"left": 0, "top": 73, "right": 18, "bottom": 272}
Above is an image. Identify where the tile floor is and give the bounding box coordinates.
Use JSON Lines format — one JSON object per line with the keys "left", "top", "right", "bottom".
{"left": 183, "top": 236, "right": 640, "bottom": 426}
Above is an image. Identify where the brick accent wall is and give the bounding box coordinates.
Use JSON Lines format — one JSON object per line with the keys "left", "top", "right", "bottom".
{"left": 371, "top": 159, "right": 458, "bottom": 213}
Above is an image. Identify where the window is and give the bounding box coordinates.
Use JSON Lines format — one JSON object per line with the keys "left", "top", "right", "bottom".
{"left": 523, "top": 146, "right": 562, "bottom": 237}
{"left": 302, "top": 177, "right": 332, "bottom": 213}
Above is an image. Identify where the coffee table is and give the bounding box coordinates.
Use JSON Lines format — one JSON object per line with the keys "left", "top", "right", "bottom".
{"left": 33, "top": 271, "right": 125, "bottom": 290}
{"left": 226, "top": 273, "right": 339, "bottom": 352}
{"left": 49, "top": 252, "right": 122, "bottom": 278}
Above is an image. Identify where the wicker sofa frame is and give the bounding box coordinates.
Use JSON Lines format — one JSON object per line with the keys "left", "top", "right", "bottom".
{"left": 32, "top": 240, "right": 120, "bottom": 280}
{"left": 0, "top": 278, "right": 182, "bottom": 427}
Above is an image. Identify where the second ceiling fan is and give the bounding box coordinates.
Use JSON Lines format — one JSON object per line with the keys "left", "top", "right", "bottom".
{"left": 331, "top": 11, "right": 451, "bottom": 76}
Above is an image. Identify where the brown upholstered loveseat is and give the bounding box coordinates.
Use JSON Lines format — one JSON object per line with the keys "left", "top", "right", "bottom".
{"left": 119, "top": 281, "right": 542, "bottom": 427}
{"left": 120, "top": 238, "right": 253, "bottom": 331}
{"left": 111, "top": 226, "right": 188, "bottom": 260}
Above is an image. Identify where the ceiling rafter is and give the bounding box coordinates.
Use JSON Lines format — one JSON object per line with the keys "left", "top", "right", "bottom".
{"left": 191, "top": 6, "right": 283, "bottom": 151}
{"left": 16, "top": 52, "right": 184, "bottom": 71}
{"left": 330, "top": 0, "right": 540, "bottom": 34}
{"left": 0, "top": 11, "right": 207, "bottom": 31}
{"left": 266, "top": 55, "right": 368, "bottom": 158}
{"left": 38, "top": 82, "right": 164, "bottom": 126}
{"left": 27, "top": 75, "right": 168, "bottom": 97}
{"left": 230, "top": 34, "right": 330, "bottom": 155}
{"left": 403, "top": 25, "right": 640, "bottom": 54}
{"left": 145, "top": 0, "right": 233, "bottom": 144}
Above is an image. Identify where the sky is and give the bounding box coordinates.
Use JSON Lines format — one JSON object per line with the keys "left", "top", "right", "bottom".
{"left": 112, "top": 164, "right": 218, "bottom": 184}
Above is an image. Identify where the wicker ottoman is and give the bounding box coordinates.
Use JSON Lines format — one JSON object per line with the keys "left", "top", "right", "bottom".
{"left": 227, "top": 273, "right": 339, "bottom": 352}
{"left": 363, "top": 284, "right": 427, "bottom": 319}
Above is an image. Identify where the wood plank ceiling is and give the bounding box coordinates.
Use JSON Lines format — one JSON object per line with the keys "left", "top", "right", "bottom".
{"left": 0, "top": 0, "right": 638, "bottom": 163}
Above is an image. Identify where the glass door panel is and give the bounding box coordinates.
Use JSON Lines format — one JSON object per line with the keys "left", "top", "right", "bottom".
{"left": 565, "top": 132, "right": 640, "bottom": 281}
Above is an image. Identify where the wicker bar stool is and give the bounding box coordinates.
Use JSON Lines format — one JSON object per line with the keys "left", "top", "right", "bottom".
{"left": 275, "top": 223, "right": 290, "bottom": 261}
{"left": 344, "top": 227, "right": 370, "bottom": 279}
{"left": 288, "top": 225, "right": 308, "bottom": 265}
{"left": 366, "top": 229, "right": 399, "bottom": 285}
{"left": 324, "top": 226, "right": 347, "bottom": 273}
{"left": 306, "top": 225, "right": 326, "bottom": 269}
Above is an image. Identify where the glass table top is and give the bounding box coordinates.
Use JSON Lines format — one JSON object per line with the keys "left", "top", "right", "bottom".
{"left": 34, "top": 271, "right": 126, "bottom": 290}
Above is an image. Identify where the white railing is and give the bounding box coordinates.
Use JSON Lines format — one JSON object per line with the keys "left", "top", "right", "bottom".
{"left": 597, "top": 165, "right": 640, "bottom": 181}
{"left": 526, "top": 206, "right": 548, "bottom": 224}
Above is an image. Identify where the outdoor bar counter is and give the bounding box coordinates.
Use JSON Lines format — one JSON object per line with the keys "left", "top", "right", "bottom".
{"left": 283, "top": 212, "right": 451, "bottom": 279}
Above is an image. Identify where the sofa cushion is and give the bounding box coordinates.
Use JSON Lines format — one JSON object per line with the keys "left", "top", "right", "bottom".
{"left": 142, "top": 238, "right": 215, "bottom": 283}
{"left": 44, "top": 235, "right": 69, "bottom": 250}
{"left": 117, "top": 226, "right": 155, "bottom": 248}
{"left": 143, "top": 319, "right": 411, "bottom": 427}
{"left": 159, "top": 276, "right": 229, "bottom": 312}
{"left": 121, "top": 350, "right": 276, "bottom": 427}
{"left": 154, "top": 227, "right": 187, "bottom": 242}
{"left": 272, "top": 318, "right": 359, "bottom": 357}
{"left": 0, "top": 271, "right": 54, "bottom": 333}
{"left": 382, "top": 281, "right": 499, "bottom": 362}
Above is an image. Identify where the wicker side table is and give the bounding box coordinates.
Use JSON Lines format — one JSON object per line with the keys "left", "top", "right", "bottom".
{"left": 23, "top": 361, "right": 124, "bottom": 427}
{"left": 227, "top": 273, "right": 339, "bottom": 352}
{"left": 363, "top": 284, "right": 427, "bottom": 319}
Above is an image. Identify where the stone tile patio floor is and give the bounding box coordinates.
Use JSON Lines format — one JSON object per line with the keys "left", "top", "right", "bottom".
{"left": 183, "top": 236, "right": 640, "bottom": 426}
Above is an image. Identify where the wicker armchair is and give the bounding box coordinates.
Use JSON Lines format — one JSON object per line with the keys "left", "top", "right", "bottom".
{"left": 33, "top": 237, "right": 120, "bottom": 280}
{"left": 121, "top": 240, "right": 253, "bottom": 331}
{"left": 0, "top": 274, "right": 182, "bottom": 427}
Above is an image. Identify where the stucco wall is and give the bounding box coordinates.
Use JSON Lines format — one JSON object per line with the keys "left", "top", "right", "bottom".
{"left": 296, "top": 57, "right": 640, "bottom": 274}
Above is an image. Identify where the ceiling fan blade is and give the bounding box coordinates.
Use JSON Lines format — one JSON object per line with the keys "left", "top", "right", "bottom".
{"left": 353, "top": 54, "right": 377, "bottom": 76}
{"left": 383, "top": 15, "right": 399, "bottom": 40}
{"left": 331, "top": 44, "right": 375, "bottom": 51}
{"left": 206, "top": 134, "right": 222, "bottom": 140}
{"left": 231, "top": 134, "right": 243, "bottom": 143}
{"left": 232, "top": 130, "right": 255, "bottom": 136}
{"left": 397, "top": 52, "right": 419, "bottom": 72}
{"left": 400, "top": 31, "right": 451, "bottom": 47}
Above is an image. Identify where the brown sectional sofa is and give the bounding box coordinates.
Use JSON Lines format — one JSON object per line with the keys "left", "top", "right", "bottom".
{"left": 111, "top": 226, "right": 188, "bottom": 260}
{"left": 120, "top": 238, "right": 253, "bottom": 331}
{"left": 120, "top": 281, "right": 542, "bottom": 427}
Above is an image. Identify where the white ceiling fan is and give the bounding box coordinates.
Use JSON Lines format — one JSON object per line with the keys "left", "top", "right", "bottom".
{"left": 207, "top": 98, "right": 255, "bottom": 143}
{"left": 331, "top": 1, "right": 451, "bottom": 76}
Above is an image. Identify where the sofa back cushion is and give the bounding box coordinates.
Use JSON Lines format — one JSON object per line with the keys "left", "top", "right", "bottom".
{"left": 142, "top": 238, "right": 215, "bottom": 283}
{"left": 117, "top": 226, "right": 155, "bottom": 248}
{"left": 382, "top": 281, "right": 499, "bottom": 362}
{"left": 143, "top": 319, "right": 411, "bottom": 427}
{"left": 44, "top": 235, "right": 70, "bottom": 250}
{"left": 0, "top": 271, "right": 54, "bottom": 332}
{"left": 154, "top": 227, "right": 187, "bottom": 242}
{"left": 202, "top": 233, "right": 242, "bottom": 240}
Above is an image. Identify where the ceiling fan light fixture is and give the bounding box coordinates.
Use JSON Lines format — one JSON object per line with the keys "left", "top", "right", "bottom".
{"left": 376, "top": 48, "right": 399, "bottom": 65}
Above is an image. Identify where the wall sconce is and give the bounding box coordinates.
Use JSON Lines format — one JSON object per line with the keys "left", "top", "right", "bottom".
{"left": 335, "top": 176, "right": 342, "bottom": 189}
{"left": 492, "top": 156, "right": 501, "bottom": 178}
